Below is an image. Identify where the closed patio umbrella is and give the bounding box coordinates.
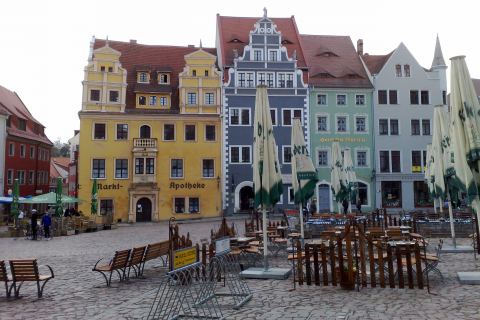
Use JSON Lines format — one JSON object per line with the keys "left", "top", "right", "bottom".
{"left": 91, "top": 179, "right": 98, "bottom": 215}
{"left": 291, "top": 118, "right": 318, "bottom": 238}
{"left": 343, "top": 149, "right": 356, "bottom": 213}
{"left": 253, "top": 85, "right": 283, "bottom": 271}
{"left": 331, "top": 142, "right": 347, "bottom": 213}
{"left": 11, "top": 179, "right": 20, "bottom": 219}
{"left": 425, "top": 145, "right": 437, "bottom": 213}
{"left": 55, "top": 177, "right": 63, "bottom": 217}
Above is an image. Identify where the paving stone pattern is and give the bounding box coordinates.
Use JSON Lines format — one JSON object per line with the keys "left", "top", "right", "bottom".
{"left": 1, "top": 219, "right": 480, "bottom": 319}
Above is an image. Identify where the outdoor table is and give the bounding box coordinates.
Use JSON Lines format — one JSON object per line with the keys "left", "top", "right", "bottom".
{"left": 277, "top": 225, "right": 288, "bottom": 238}
{"left": 288, "top": 232, "right": 301, "bottom": 238}
{"left": 234, "top": 237, "right": 254, "bottom": 244}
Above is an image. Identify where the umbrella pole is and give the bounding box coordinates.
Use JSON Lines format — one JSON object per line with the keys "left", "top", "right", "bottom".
{"left": 446, "top": 184, "right": 456, "bottom": 248}
{"left": 299, "top": 202, "right": 304, "bottom": 239}
{"left": 262, "top": 207, "right": 269, "bottom": 271}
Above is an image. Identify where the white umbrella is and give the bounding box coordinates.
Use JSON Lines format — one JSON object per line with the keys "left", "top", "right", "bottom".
{"left": 291, "top": 118, "right": 318, "bottom": 238}
{"left": 432, "top": 105, "right": 457, "bottom": 246}
{"left": 343, "top": 149, "right": 357, "bottom": 213}
{"left": 331, "top": 142, "right": 348, "bottom": 213}
{"left": 253, "top": 85, "right": 283, "bottom": 270}
{"left": 425, "top": 144, "right": 437, "bottom": 213}
{"left": 449, "top": 56, "right": 480, "bottom": 232}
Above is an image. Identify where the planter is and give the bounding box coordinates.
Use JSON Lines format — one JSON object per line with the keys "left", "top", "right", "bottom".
{"left": 66, "top": 229, "right": 75, "bottom": 236}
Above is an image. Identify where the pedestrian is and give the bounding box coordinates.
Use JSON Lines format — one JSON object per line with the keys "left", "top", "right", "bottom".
{"left": 356, "top": 198, "right": 362, "bottom": 214}
{"left": 342, "top": 199, "right": 349, "bottom": 215}
{"left": 309, "top": 198, "right": 317, "bottom": 216}
{"left": 41, "top": 212, "right": 52, "bottom": 239}
{"left": 30, "top": 209, "right": 38, "bottom": 240}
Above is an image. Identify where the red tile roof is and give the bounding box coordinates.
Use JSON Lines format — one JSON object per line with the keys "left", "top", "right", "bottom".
{"left": 300, "top": 35, "right": 372, "bottom": 88}
{"left": 216, "top": 15, "right": 307, "bottom": 69}
{"left": 52, "top": 157, "right": 70, "bottom": 168}
{"left": 0, "top": 85, "right": 52, "bottom": 145}
{"left": 361, "top": 52, "right": 393, "bottom": 75}
{"left": 93, "top": 39, "right": 216, "bottom": 110}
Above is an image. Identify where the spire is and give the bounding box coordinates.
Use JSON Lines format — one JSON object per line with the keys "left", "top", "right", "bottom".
{"left": 431, "top": 34, "right": 446, "bottom": 68}
{"left": 263, "top": 7, "right": 267, "bottom": 18}
{"left": 199, "top": 39, "right": 202, "bottom": 49}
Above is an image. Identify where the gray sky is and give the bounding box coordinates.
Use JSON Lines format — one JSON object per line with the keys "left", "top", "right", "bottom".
{"left": 1, "top": 0, "right": 478, "bottom": 142}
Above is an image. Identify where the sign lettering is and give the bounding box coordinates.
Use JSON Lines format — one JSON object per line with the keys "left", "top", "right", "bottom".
{"left": 215, "top": 237, "right": 230, "bottom": 255}
{"left": 97, "top": 183, "right": 123, "bottom": 190}
{"left": 319, "top": 137, "right": 367, "bottom": 143}
{"left": 169, "top": 182, "right": 206, "bottom": 190}
{"left": 173, "top": 247, "right": 197, "bottom": 270}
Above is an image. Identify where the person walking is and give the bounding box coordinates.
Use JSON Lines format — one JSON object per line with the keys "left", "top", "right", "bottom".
{"left": 30, "top": 209, "right": 38, "bottom": 240}
{"left": 41, "top": 212, "right": 52, "bottom": 240}
{"left": 356, "top": 198, "right": 362, "bottom": 214}
{"left": 342, "top": 199, "right": 349, "bottom": 215}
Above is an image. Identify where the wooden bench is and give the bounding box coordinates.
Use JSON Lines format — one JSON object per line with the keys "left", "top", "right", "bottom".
{"left": 126, "top": 246, "right": 146, "bottom": 279}
{"left": 140, "top": 241, "right": 170, "bottom": 276}
{"left": 0, "top": 260, "right": 12, "bottom": 298}
{"left": 92, "top": 249, "right": 131, "bottom": 286}
{"left": 9, "top": 259, "right": 54, "bottom": 298}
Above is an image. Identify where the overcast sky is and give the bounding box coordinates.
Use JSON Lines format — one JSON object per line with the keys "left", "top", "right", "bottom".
{"left": 1, "top": 0, "right": 478, "bottom": 142}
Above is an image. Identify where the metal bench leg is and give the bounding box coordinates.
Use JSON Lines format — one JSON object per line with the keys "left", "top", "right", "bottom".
{"left": 38, "top": 278, "right": 52, "bottom": 298}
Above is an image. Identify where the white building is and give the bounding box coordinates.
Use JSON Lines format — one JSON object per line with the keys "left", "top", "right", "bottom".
{"left": 361, "top": 36, "right": 447, "bottom": 211}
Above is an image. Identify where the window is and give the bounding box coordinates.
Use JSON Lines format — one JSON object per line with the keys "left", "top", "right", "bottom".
{"left": 204, "top": 93, "right": 215, "bottom": 105}
{"left": 101, "top": 66, "right": 105, "bottom": 72}
{"left": 138, "top": 96, "right": 146, "bottom": 106}
{"left": 149, "top": 96, "right": 157, "bottom": 106}
{"left": 115, "top": 159, "right": 128, "bottom": 178}
{"left": 92, "top": 159, "right": 106, "bottom": 178}
{"left": 94, "top": 123, "right": 106, "bottom": 140}
{"left": 17, "top": 170, "right": 25, "bottom": 185}
{"left": 391, "top": 151, "right": 401, "bottom": 172}
{"left": 266, "top": 73, "right": 274, "bottom": 87}
{"left": 28, "top": 170, "right": 34, "bottom": 184}
{"left": 90, "top": 89, "right": 100, "bottom": 101}
{"left": 421, "top": 90, "right": 429, "bottom": 105}
{"left": 357, "top": 151, "right": 367, "bottom": 167}
{"left": 317, "top": 94, "right": 327, "bottom": 105}
{"left": 7, "top": 170, "right": 13, "bottom": 185}
{"left": 205, "top": 125, "right": 216, "bottom": 141}
{"left": 282, "top": 109, "right": 302, "bottom": 126}
{"left": 116, "top": 124, "right": 128, "bottom": 140}
{"left": 411, "top": 120, "right": 420, "bottom": 135}
{"left": 29, "top": 146, "right": 35, "bottom": 159}
{"left": 278, "top": 73, "right": 286, "bottom": 88}
{"left": 100, "top": 199, "right": 114, "bottom": 215}
{"left": 192, "top": 70, "right": 196, "bottom": 76}
{"left": 410, "top": 90, "right": 419, "bottom": 104}
{"left": 253, "top": 50, "right": 262, "bottom": 61}
{"left": 317, "top": 116, "right": 328, "bottom": 132}
{"left": 246, "top": 73, "right": 254, "bottom": 87}
{"left": 146, "top": 158, "right": 155, "bottom": 174}
{"left": 160, "top": 97, "right": 168, "bottom": 106}
{"left": 382, "top": 181, "right": 402, "bottom": 208}
{"left": 378, "top": 90, "right": 387, "bottom": 104}
{"left": 18, "top": 119, "right": 26, "bottom": 131}
{"left": 171, "top": 159, "right": 184, "bottom": 178}
{"left": 163, "top": 124, "right": 175, "bottom": 141}
{"left": 187, "top": 93, "right": 197, "bottom": 105}
{"left": 185, "top": 124, "right": 196, "bottom": 141}
{"left": 230, "top": 108, "right": 250, "bottom": 125}
{"left": 404, "top": 65, "right": 411, "bottom": 77}
{"left": 8, "top": 143, "right": 14, "bottom": 156}
{"left": 442, "top": 91, "right": 447, "bottom": 105}
{"left": 283, "top": 146, "right": 292, "bottom": 164}
{"left": 20, "top": 144, "right": 25, "bottom": 158}
{"left": 138, "top": 72, "right": 148, "bottom": 83}
{"left": 140, "top": 125, "right": 151, "bottom": 138}
{"left": 270, "top": 109, "right": 277, "bottom": 126}
{"left": 318, "top": 150, "right": 328, "bottom": 167}
{"left": 411, "top": 151, "right": 422, "bottom": 173}
{"left": 135, "top": 158, "right": 144, "bottom": 174}
{"left": 189, "top": 198, "right": 200, "bottom": 213}
{"left": 379, "top": 151, "right": 390, "bottom": 172}
{"left": 286, "top": 74, "right": 294, "bottom": 88}
{"left": 109, "top": 91, "right": 119, "bottom": 102}
{"left": 238, "top": 73, "right": 245, "bottom": 87}
{"left": 390, "top": 119, "right": 399, "bottom": 135}
{"left": 230, "top": 146, "right": 251, "bottom": 164}
{"left": 202, "top": 159, "right": 214, "bottom": 177}
{"left": 158, "top": 73, "right": 169, "bottom": 84}
{"left": 414, "top": 181, "right": 432, "bottom": 207}
{"left": 355, "top": 117, "right": 366, "bottom": 132}
{"left": 389, "top": 90, "right": 398, "bottom": 104}
{"left": 205, "top": 70, "right": 209, "bottom": 77}
{"left": 268, "top": 50, "right": 277, "bottom": 61}
{"left": 395, "top": 64, "right": 402, "bottom": 77}
{"left": 337, "top": 94, "right": 346, "bottom": 105}
{"left": 174, "top": 198, "right": 186, "bottom": 213}
{"left": 355, "top": 94, "right": 365, "bottom": 105}
{"left": 288, "top": 187, "right": 295, "bottom": 204}
{"left": 257, "top": 72, "right": 266, "bottom": 86}
{"left": 422, "top": 119, "right": 430, "bottom": 135}
{"left": 337, "top": 116, "right": 347, "bottom": 132}
{"left": 358, "top": 182, "right": 368, "bottom": 205}
{"left": 108, "top": 66, "right": 113, "bottom": 72}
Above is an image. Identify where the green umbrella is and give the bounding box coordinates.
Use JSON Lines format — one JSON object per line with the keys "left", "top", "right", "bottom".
{"left": 19, "top": 192, "right": 80, "bottom": 204}
{"left": 253, "top": 85, "right": 283, "bottom": 270}
{"left": 331, "top": 142, "right": 348, "bottom": 213}
{"left": 291, "top": 118, "right": 318, "bottom": 238}
{"left": 11, "top": 178, "right": 20, "bottom": 218}
{"left": 449, "top": 56, "right": 480, "bottom": 227}
{"left": 91, "top": 179, "right": 98, "bottom": 215}
{"left": 55, "top": 177, "right": 63, "bottom": 217}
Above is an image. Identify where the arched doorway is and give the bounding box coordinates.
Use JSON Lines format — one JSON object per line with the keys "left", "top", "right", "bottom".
{"left": 239, "top": 186, "right": 254, "bottom": 212}
{"left": 318, "top": 184, "right": 331, "bottom": 212}
{"left": 136, "top": 197, "right": 152, "bottom": 222}
{"left": 140, "top": 125, "right": 151, "bottom": 138}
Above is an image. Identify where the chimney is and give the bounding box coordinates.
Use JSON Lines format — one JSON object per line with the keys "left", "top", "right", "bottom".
{"left": 130, "top": 39, "right": 137, "bottom": 44}
{"left": 357, "top": 39, "right": 363, "bottom": 56}
{"left": 188, "top": 44, "right": 195, "bottom": 48}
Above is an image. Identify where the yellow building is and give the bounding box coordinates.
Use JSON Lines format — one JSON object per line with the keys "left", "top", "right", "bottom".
{"left": 78, "top": 39, "right": 222, "bottom": 222}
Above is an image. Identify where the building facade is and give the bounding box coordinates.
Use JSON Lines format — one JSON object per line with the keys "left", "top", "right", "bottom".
{"left": 217, "top": 12, "right": 309, "bottom": 214}
{"left": 77, "top": 39, "right": 222, "bottom": 222}
{"left": 362, "top": 37, "right": 447, "bottom": 211}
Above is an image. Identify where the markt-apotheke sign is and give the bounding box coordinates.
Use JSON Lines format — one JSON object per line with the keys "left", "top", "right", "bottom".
{"left": 169, "top": 182, "right": 206, "bottom": 190}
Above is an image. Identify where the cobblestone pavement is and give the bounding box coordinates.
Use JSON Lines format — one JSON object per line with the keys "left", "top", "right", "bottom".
{"left": 1, "top": 219, "right": 480, "bottom": 319}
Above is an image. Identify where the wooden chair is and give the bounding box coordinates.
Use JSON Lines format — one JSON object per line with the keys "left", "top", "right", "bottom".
{"left": 9, "top": 259, "right": 54, "bottom": 298}
{"left": 92, "top": 249, "right": 131, "bottom": 286}
{"left": 126, "top": 246, "right": 147, "bottom": 279}
{"left": 0, "top": 260, "right": 12, "bottom": 298}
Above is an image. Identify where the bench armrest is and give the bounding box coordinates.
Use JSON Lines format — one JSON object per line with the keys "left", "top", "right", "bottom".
{"left": 40, "top": 264, "right": 55, "bottom": 279}
{"left": 92, "top": 258, "right": 106, "bottom": 270}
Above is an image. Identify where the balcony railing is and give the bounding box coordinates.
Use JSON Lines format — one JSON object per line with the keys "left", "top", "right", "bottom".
{"left": 133, "top": 138, "right": 157, "bottom": 149}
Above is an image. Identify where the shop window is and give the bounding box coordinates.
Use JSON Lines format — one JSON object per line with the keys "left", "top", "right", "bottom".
{"left": 189, "top": 198, "right": 200, "bottom": 213}
{"left": 414, "top": 181, "right": 432, "bottom": 207}
{"left": 381, "top": 181, "right": 402, "bottom": 208}
{"left": 174, "top": 198, "right": 186, "bottom": 213}
{"left": 100, "top": 199, "right": 114, "bottom": 215}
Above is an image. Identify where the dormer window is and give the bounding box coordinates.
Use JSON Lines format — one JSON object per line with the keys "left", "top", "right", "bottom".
{"left": 395, "top": 64, "right": 402, "bottom": 77}
{"left": 138, "top": 72, "right": 149, "bottom": 83}
{"left": 253, "top": 50, "right": 262, "bottom": 61}
{"left": 158, "top": 73, "right": 170, "bottom": 84}
{"left": 404, "top": 64, "right": 411, "bottom": 77}
{"left": 268, "top": 50, "right": 278, "bottom": 61}
{"left": 18, "top": 119, "right": 27, "bottom": 131}
{"left": 192, "top": 70, "right": 197, "bottom": 77}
